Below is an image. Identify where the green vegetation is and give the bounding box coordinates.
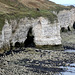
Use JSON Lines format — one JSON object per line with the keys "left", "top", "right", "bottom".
{"left": 0, "top": 9, "right": 57, "bottom": 31}
{"left": 36, "top": 45, "right": 63, "bottom": 50}
{"left": 53, "top": 5, "right": 72, "bottom": 13}
{"left": 0, "top": 0, "right": 73, "bottom": 31}
{"left": 0, "top": 14, "right": 5, "bottom": 31}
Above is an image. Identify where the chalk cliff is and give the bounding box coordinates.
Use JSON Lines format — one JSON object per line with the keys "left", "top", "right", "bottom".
{"left": 0, "top": 17, "right": 61, "bottom": 49}
{"left": 58, "top": 8, "right": 75, "bottom": 30}
{"left": 0, "top": 8, "right": 75, "bottom": 49}
{"left": 0, "top": 0, "right": 75, "bottom": 50}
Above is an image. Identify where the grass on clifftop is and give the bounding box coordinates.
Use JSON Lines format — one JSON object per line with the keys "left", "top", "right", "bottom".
{"left": 0, "top": 0, "right": 73, "bottom": 31}
{"left": 0, "top": 9, "right": 57, "bottom": 31}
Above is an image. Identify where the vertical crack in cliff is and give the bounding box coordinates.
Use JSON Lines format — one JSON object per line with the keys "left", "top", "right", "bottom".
{"left": 73, "top": 22, "right": 75, "bottom": 29}
{"left": 24, "top": 27, "right": 35, "bottom": 47}
{"left": 68, "top": 26, "right": 70, "bottom": 31}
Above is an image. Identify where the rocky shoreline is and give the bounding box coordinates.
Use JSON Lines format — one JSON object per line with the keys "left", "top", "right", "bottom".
{"left": 0, "top": 48, "right": 75, "bottom": 75}
{"left": 61, "top": 30, "right": 75, "bottom": 49}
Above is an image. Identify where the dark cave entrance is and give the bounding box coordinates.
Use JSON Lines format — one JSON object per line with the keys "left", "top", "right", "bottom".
{"left": 24, "top": 27, "right": 35, "bottom": 47}
{"left": 15, "top": 42, "right": 20, "bottom": 48}
{"left": 68, "top": 26, "right": 70, "bottom": 31}
{"left": 73, "top": 22, "right": 75, "bottom": 29}
{"left": 61, "top": 27, "right": 66, "bottom": 32}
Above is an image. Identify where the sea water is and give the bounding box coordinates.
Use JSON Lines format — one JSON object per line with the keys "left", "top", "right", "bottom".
{"left": 60, "top": 49, "right": 75, "bottom": 75}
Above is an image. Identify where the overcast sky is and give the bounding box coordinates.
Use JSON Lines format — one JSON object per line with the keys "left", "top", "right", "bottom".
{"left": 49, "top": 0, "right": 75, "bottom": 4}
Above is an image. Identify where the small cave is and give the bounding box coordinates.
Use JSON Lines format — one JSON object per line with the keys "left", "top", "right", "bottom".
{"left": 24, "top": 27, "right": 35, "bottom": 47}
{"left": 73, "top": 22, "right": 75, "bottom": 29}
{"left": 61, "top": 27, "right": 66, "bottom": 32}
{"left": 15, "top": 42, "right": 20, "bottom": 48}
{"left": 68, "top": 26, "right": 71, "bottom": 31}
{"left": 36, "top": 8, "right": 40, "bottom": 11}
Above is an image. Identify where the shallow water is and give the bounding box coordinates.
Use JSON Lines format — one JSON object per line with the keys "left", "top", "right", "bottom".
{"left": 60, "top": 49, "right": 75, "bottom": 75}
{"left": 60, "top": 63, "right": 75, "bottom": 75}
{"left": 65, "top": 49, "right": 75, "bottom": 53}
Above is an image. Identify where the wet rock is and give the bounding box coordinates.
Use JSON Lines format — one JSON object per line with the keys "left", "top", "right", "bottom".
{"left": 0, "top": 49, "right": 75, "bottom": 75}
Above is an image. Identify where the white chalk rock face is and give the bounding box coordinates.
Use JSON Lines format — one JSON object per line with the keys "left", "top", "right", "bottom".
{"left": 58, "top": 8, "right": 75, "bottom": 30}
{"left": 0, "top": 17, "right": 61, "bottom": 47}
{"left": 0, "top": 34, "right": 3, "bottom": 48}
{"left": 33, "top": 17, "right": 61, "bottom": 45}
{"left": 2, "top": 20, "right": 12, "bottom": 44}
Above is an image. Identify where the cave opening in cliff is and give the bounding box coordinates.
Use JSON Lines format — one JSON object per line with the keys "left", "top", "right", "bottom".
{"left": 24, "top": 27, "right": 35, "bottom": 47}
{"left": 68, "top": 26, "right": 70, "bottom": 31}
{"left": 73, "top": 22, "right": 75, "bottom": 29}
{"left": 61, "top": 27, "right": 66, "bottom": 32}
{"left": 15, "top": 42, "right": 20, "bottom": 48}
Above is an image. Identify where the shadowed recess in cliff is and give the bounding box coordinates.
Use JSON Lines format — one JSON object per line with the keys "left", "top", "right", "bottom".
{"left": 73, "top": 22, "right": 75, "bottom": 29}
{"left": 68, "top": 26, "right": 71, "bottom": 31}
{"left": 24, "top": 27, "right": 35, "bottom": 47}
{"left": 61, "top": 27, "right": 66, "bottom": 32}
{"left": 15, "top": 42, "right": 20, "bottom": 48}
